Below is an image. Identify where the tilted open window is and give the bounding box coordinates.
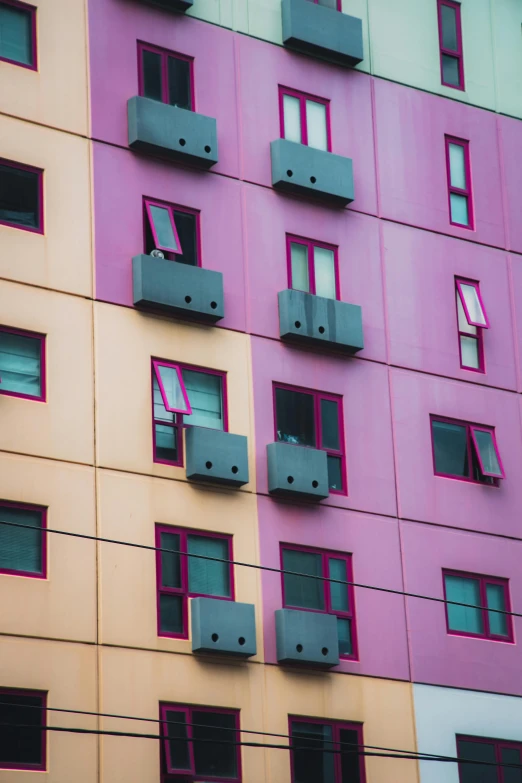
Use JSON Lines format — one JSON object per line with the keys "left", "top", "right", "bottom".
{"left": 455, "top": 278, "right": 488, "bottom": 372}
{"left": 144, "top": 198, "right": 199, "bottom": 265}
{"left": 431, "top": 416, "right": 504, "bottom": 484}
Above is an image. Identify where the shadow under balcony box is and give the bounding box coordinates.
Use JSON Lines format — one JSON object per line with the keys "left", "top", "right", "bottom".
{"left": 281, "top": 0, "right": 364, "bottom": 68}
{"left": 275, "top": 608, "right": 339, "bottom": 668}
{"left": 127, "top": 96, "right": 218, "bottom": 168}
{"left": 185, "top": 427, "right": 249, "bottom": 488}
{"left": 278, "top": 289, "right": 363, "bottom": 353}
{"left": 133, "top": 254, "right": 224, "bottom": 322}
{"left": 270, "top": 139, "right": 353, "bottom": 205}
{"left": 267, "top": 442, "right": 329, "bottom": 501}
{"left": 191, "top": 598, "right": 257, "bottom": 658}
{"left": 135, "top": 0, "right": 193, "bottom": 10}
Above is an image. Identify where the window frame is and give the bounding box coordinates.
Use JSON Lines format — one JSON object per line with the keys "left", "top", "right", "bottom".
{"left": 455, "top": 277, "right": 488, "bottom": 374}
{"left": 456, "top": 734, "right": 522, "bottom": 782}
{"left": 443, "top": 569, "right": 513, "bottom": 643}
{"left": 0, "top": 0, "right": 37, "bottom": 72}
{"left": 286, "top": 234, "right": 340, "bottom": 300}
{"left": 445, "top": 136, "right": 473, "bottom": 230}
{"left": 308, "top": 0, "right": 343, "bottom": 10}
{"left": 155, "top": 524, "right": 234, "bottom": 640}
{"left": 273, "top": 381, "right": 347, "bottom": 495}
{"left": 289, "top": 716, "right": 366, "bottom": 783}
{"left": 437, "top": 0, "right": 464, "bottom": 91}
{"left": 279, "top": 86, "right": 332, "bottom": 152}
{"left": 0, "top": 687, "right": 46, "bottom": 771}
{"left": 0, "top": 325, "right": 46, "bottom": 402}
{"left": 0, "top": 157, "right": 43, "bottom": 234}
{"left": 0, "top": 500, "right": 47, "bottom": 578}
{"left": 280, "top": 544, "right": 358, "bottom": 660}
{"left": 137, "top": 41, "right": 195, "bottom": 111}
{"left": 430, "top": 415, "right": 504, "bottom": 485}
{"left": 143, "top": 196, "right": 201, "bottom": 266}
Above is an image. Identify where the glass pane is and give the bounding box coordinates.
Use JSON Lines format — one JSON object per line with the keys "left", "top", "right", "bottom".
{"left": 318, "top": 0, "right": 338, "bottom": 8}
{"left": 432, "top": 420, "right": 468, "bottom": 477}
{"left": 329, "top": 558, "right": 349, "bottom": 612}
{"left": 340, "top": 728, "right": 362, "bottom": 783}
{"left": 457, "top": 294, "right": 477, "bottom": 335}
{"left": 155, "top": 364, "right": 189, "bottom": 414}
{"left": 501, "top": 748, "right": 522, "bottom": 783}
{"left": 459, "top": 284, "right": 487, "bottom": 326}
{"left": 472, "top": 429, "right": 503, "bottom": 477}
{"left": 306, "top": 100, "right": 328, "bottom": 151}
{"left": 450, "top": 193, "right": 469, "bottom": 225}
{"left": 449, "top": 143, "right": 466, "bottom": 189}
{"left": 320, "top": 399, "right": 340, "bottom": 451}
{"left": 164, "top": 711, "right": 191, "bottom": 771}
{"left": 0, "top": 331, "right": 41, "bottom": 397}
{"left": 0, "top": 5, "right": 33, "bottom": 66}
{"left": 457, "top": 739, "right": 498, "bottom": 783}
{"left": 337, "top": 618, "right": 353, "bottom": 657}
{"left": 182, "top": 370, "right": 223, "bottom": 430}
{"left": 154, "top": 424, "right": 178, "bottom": 462}
{"left": 0, "top": 163, "right": 39, "bottom": 229}
{"left": 168, "top": 56, "right": 192, "bottom": 110}
{"left": 173, "top": 210, "right": 198, "bottom": 267}
{"left": 149, "top": 205, "right": 180, "bottom": 252}
{"left": 193, "top": 711, "right": 237, "bottom": 778}
{"left": 445, "top": 574, "right": 484, "bottom": 635}
{"left": 160, "top": 533, "right": 181, "bottom": 588}
{"left": 314, "top": 247, "right": 336, "bottom": 299}
{"left": 440, "top": 4, "right": 458, "bottom": 50}
{"left": 327, "top": 455, "right": 343, "bottom": 491}
{"left": 0, "top": 505, "right": 42, "bottom": 574}
{"left": 275, "top": 387, "right": 316, "bottom": 446}
{"left": 159, "top": 594, "right": 184, "bottom": 634}
{"left": 442, "top": 54, "right": 461, "bottom": 87}
{"left": 290, "top": 242, "right": 310, "bottom": 293}
{"left": 0, "top": 693, "right": 43, "bottom": 766}
{"left": 291, "top": 722, "right": 335, "bottom": 783}
{"left": 282, "top": 549, "right": 325, "bottom": 610}
{"left": 486, "top": 583, "right": 509, "bottom": 637}
{"left": 460, "top": 336, "right": 480, "bottom": 369}
{"left": 283, "top": 94, "right": 302, "bottom": 144}
{"left": 187, "top": 535, "right": 230, "bottom": 597}
{"left": 142, "top": 49, "right": 163, "bottom": 101}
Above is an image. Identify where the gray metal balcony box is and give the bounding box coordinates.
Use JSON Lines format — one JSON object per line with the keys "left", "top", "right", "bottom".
{"left": 185, "top": 427, "right": 249, "bottom": 488}
{"left": 270, "top": 139, "right": 354, "bottom": 206}
{"left": 128, "top": 97, "right": 218, "bottom": 168}
{"left": 133, "top": 255, "right": 224, "bottom": 323}
{"left": 275, "top": 609, "right": 339, "bottom": 668}
{"left": 138, "top": 0, "right": 193, "bottom": 10}
{"left": 191, "top": 598, "right": 256, "bottom": 658}
{"left": 278, "top": 289, "right": 363, "bottom": 354}
{"left": 281, "top": 0, "right": 363, "bottom": 68}
{"left": 267, "top": 442, "right": 329, "bottom": 501}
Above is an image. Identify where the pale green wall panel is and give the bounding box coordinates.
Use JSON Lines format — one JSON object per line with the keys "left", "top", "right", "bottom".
{"left": 492, "top": 0, "right": 522, "bottom": 118}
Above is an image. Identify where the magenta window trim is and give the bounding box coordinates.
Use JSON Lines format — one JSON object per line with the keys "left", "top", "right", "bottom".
{"left": 0, "top": 325, "right": 46, "bottom": 402}
{"left": 152, "top": 360, "right": 192, "bottom": 416}
{"left": 143, "top": 196, "right": 201, "bottom": 265}
{"left": 280, "top": 544, "right": 358, "bottom": 660}
{"left": 457, "top": 735, "right": 522, "bottom": 782}
{"left": 0, "top": 157, "right": 43, "bottom": 234}
{"left": 445, "top": 136, "right": 473, "bottom": 230}
{"left": 0, "top": 0, "right": 37, "bottom": 71}
{"left": 306, "top": 0, "right": 343, "bottom": 10}
{"left": 137, "top": 41, "right": 195, "bottom": 111}
{"left": 437, "top": 0, "right": 464, "bottom": 90}
{"left": 279, "top": 86, "right": 332, "bottom": 152}
{"left": 443, "top": 569, "right": 513, "bottom": 643}
{"left": 144, "top": 198, "right": 183, "bottom": 256}
{"left": 0, "top": 500, "right": 47, "bottom": 578}
{"left": 289, "top": 716, "right": 366, "bottom": 783}
{"left": 0, "top": 687, "right": 46, "bottom": 771}
{"left": 455, "top": 277, "right": 487, "bottom": 374}
{"left": 160, "top": 703, "right": 241, "bottom": 781}
{"left": 430, "top": 415, "right": 504, "bottom": 485}
{"left": 286, "top": 234, "right": 340, "bottom": 300}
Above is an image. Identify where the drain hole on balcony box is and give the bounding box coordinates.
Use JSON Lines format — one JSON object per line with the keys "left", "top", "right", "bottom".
{"left": 231, "top": 466, "right": 239, "bottom": 474}
{"left": 296, "top": 644, "right": 303, "bottom": 653}
{"left": 185, "top": 295, "right": 192, "bottom": 303}
{"left": 210, "top": 301, "right": 217, "bottom": 309}
{"left": 287, "top": 476, "right": 294, "bottom": 484}
{"left": 312, "top": 480, "right": 318, "bottom": 488}
{"left": 310, "top": 176, "right": 317, "bottom": 184}
{"left": 205, "top": 145, "right": 211, "bottom": 153}
{"left": 287, "top": 169, "right": 293, "bottom": 177}
{"left": 179, "top": 138, "right": 186, "bottom": 146}
{"left": 211, "top": 633, "right": 219, "bottom": 642}
{"left": 206, "top": 461, "right": 213, "bottom": 470}
{"left": 321, "top": 647, "right": 328, "bottom": 656}
{"left": 318, "top": 326, "right": 325, "bottom": 334}
{"left": 238, "top": 637, "right": 245, "bottom": 646}
{"left": 294, "top": 321, "right": 301, "bottom": 329}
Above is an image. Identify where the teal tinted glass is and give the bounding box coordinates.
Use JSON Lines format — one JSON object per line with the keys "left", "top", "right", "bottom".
{"left": 445, "top": 574, "right": 483, "bottom": 634}
{"left": 328, "top": 558, "right": 349, "bottom": 612}
{"left": 486, "top": 583, "right": 508, "bottom": 637}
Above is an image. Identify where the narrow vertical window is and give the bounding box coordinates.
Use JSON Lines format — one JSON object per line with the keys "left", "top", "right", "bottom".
{"left": 0, "top": 326, "right": 45, "bottom": 401}
{"left": 0, "top": 689, "right": 46, "bottom": 770}
{"left": 445, "top": 136, "right": 473, "bottom": 229}
{"left": 455, "top": 278, "right": 488, "bottom": 372}
{"left": 287, "top": 236, "right": 339, "bottom": 300}
{"left": 0, "top": 502, "right": 46, "bottom": 577}
{"left": 0, "top": 0, "right": 36, "bottom": 70}
{"left": 144, "top": 198, "right": 199, "bottom": 266}
{"left": 437, "top": 0, "right": 464, "bottom": 90}
{"left": 0, "top": 158, "right": 43, "bottom": 233}
{"left": 138, "top": 43, "right": 193, "bottom": 111}
{"left": 290, "top": 719, "right": 364, "bottom": 783}
{"left": 280, "top": 87, "right": 331, "bottom": 152}
{"left": 444, "top": 571, "right": 512, "bottom": 641}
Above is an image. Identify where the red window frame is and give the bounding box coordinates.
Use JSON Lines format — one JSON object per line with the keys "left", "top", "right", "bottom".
{"left": 143, "top": 196, "right": 201, "bottom": 265}
{"left": 289, "top": 717, "right": 366, "bottom": 783}
{"left": 0, "top": 325, "right": 46, "bottom": 402}
{"left": 445, "top": 136, "right": 473, "bottom": 229}
{"left": 286, "top": 234, "right": 340, "bottom": 300}
{"left": 0, "top": 157, "right": 43, "bottom": 234}
{"left": 437, "top": 0, "right": 464, "bottom": 90}
{"left": 0, "top": 688, "right": 46, "bottom": 771}
{"left": 455, "top": 277, "right": 488, "bottom": 374}
{"left": 306, "top": 0, "right": 343, "bottom": 10}
{"left": 279, "top": 86, "right": 332, "bottom": 151}
{"left": 273, "top": 382, "right": 347, "bottom": 495}
{"left": 0, "top": 500, "right": 47, "bottom": 578}
{"left": 430, "top": 415, "right": 505, "bottom": 485}
{"left": 0, "top": 0, "right": 37, "bottom": 71}
{"left": 443, "top": 569, "right": 513, "bottom": 643}
{"left": 281, "top": 544, "right": 358, "bottom": 660}
{"left": 457, "top": 735, "right": 522, "bottom": 782}
{"left": 137, "top": 41, "right": 194, "bottom": 110}
{"left": 155, "top": 524, "right": 234, "bottom": 639}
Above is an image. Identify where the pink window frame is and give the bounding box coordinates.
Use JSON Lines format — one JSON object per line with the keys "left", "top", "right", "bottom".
{"left": 0, "top": 157, "right": 43, "bottom": 234}
{"left": 0, "top": 500, "right": 47, "bottom": 578}
{"left": 279, "top": 86, "right": 332, "bottom": 152}
{"left": 0, "top": 0, "right": 37, "bottom": 71}
{"left": 286, "top": 234, "right": 340, "bottom": 300}
{"left": 457, "top": 735, "right": 522, "bottom": 782}
{"left": 445, "top": 136, "right": 473, "bottom": 230}
{"left": 455, "top": 277, "right": 487, "bottom": 374}
{"left": 0, "top": 325, "right": 46, "bottom": 402}
{"left": 0, "top": 687, "right": 47, "bottom": 771}
{"left": 273, "top": 382, "right": 347, "bottom": 495}
{"left": 160, "top": 703, "right": 241, "bottom": 781}
{"left": 307, "top": 0, "right": 343, "bottom": 10}
{"left": 155, "top": 524, "right": 234, "bottom": 640}
{"left": 437, "top": 0, "right": 464, "bottom": 91}
{"left": 144, "top": 198, "right": 183, "bottom": 256}
{"left": 443, "top": 569, "right": 513, "bottom": 643}
{"left": 152, "top": 360, "right": 192, "bottom": 415}
{"left": 137, "top": 41, "right": 195, "bottom": 111}
{"left": 152, "top": 359, "right": 228, "bottom": 468}
{"left": 289, "top": 716, "right": 366, "bottom": 783}
{"left": 143, "top": 196, "right": 201, "bottom": 265}
{"left": 280, "top": 544, "right": 358, "bottom": 660}
{"left": 430, "top": 415, "right": 504, "bottom": 485}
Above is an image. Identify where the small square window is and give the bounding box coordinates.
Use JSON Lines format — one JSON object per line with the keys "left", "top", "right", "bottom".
{"left": 138, "top": 42, "right": 193, "bottom": 111}
{"left": 0, "top": 326, "right": 45, "bottom": 401}
{"left": 444, "top": 571, "right": 512, "bottom": 641}
{"left": 437, "top": 0, "right": 464, "bottom": 90}
{"left": 290, "top": 718, "right": 364, "bottom": 783}
{"left": 0, "top": 689, "right": 46, "bottom": 770}
{"left": 287, "top": 235, "right": 339, "bottom": 300}
{"left": 455, "top": 278, "right": 488, "bottom": 373}
{"left": 0, "top": 158, "right": 42, "bottom": 233}
{"left": 0, "top": 502, "right": 46, "bottom": 577}
{"left": 144, "top": 197, "right": 199, "bottom": 266}
{"left": 279, "top": 87, "right": 331, "bottom": 152}
{"left": 0, "top": 0, "right": 36, "bottom": 70}
{"left": 431, "top": 416, "right": 504, "bottom": 485}
{"left": 445, "top": 136, "right": 473, "bottom": 229}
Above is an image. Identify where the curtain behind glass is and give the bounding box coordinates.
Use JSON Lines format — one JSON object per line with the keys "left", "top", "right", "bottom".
{"left": 0, "top": 331, "right": 41, "bottom": 396}
{"left": 314, "top": 247, "right": 336, "bottom": 299}
{"left": 449, "top": 144, "right": 466, "bottom": 189}
{"left": 0, "top": 505, "right": 42, "bottom": 573}
{"left": 187, "top": 535, "right": 230, "bottom": 597}
{"left": 182, "top": 370, "right": 223, "bottom": 430}
{"left": 283, "top": 94, "right": 302, "bottom": 144}
{"left": 445, "top": 575, "right": 483, "bottom": 634}
{"left": 283, "top": 549, "right": 324, "bottom": 610}
{"left": 306, "top": 100, "right": 328, "bottom": 151}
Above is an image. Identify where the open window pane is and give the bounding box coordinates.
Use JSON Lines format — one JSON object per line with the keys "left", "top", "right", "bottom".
{"left": 440, "top": 4, "right": 458, "bottom": 50}
{"left": 442, "top": 54, "right": 461, "bottom": 87}
{"left": 486, "top": 583, "right": 509, "bottom": 637}
{"left": 0, "top": 162, "right": 40, "bottom": 230}
{"left": 168, "top": 56, "right": 191, "bottom": 110}
{"left": 182, "top": 370, "right": 223, "bottom": 430}
{"left": 164, "top": 710, "right": 191, "bottom": 772}
{"left": 501, "top": 748, "right": 522, "bottom": 783}
{"left": 187, "top": 535, "right": 230, "bottom": 597}
{"left": 153, "top": 362, "right": 192, "bottom": 415}
{"left": 470, "top": 428, "right": 503, "bottom": 478}
{"left": 142, "top": 49, "right": 163, "bottom": 101}
{"left": 314, "top": 247, "right": 336, "bottom": 299}
{"left": 291, "top": 722, "right": 335, "bottom": 783}
{"left": 320, "top": 399, "right": 340, "bottom": 451}
{"left": 340, "top": 728, "right": 362, "bottom": 783}
{"left": 160, "top": 532, "right": 181, "bottom": 588}
{"left": 306, "top": 100, "right": 328, "bottom": 151}
{"left": 0, "top": 4, "right": 33, "bottom": 66}
{"left": 290, "top": 242, "right": 310, "bottom": 293}
{"left": 0, "top": 692, "right": 44, "bottom": 768}
{"left": 450, "top": 193, "right": 469, "bottom": 225}
{"left": 193, "top": 711, "right": 237, "bottom": 778}
{"left": 445, "top": 575, "right": 484, "bottom": 635}
{"left": 275, "top": 387, "right": 316, "bottom": 447}
{"left": 457, "top": 295, "right": 477, "bottom": 335}
{"left": 337, "top": 618, "right": 353, "bottom": 657}
{"left": 457, "top": 282, "right": 488, "bottom": 328}
{"left": 159, "top": 594, "right": 183, "bottom": 634}
{"left": 0, "top": 330, "right": 41, "bottom": 397}
{"left": 432, "top": 420, "right": 469, "bottom": 477}
{"left": 0, "top": 505, "right": 42, "bottom": 574}
{"left": 282, "top": 549, "right": 325, "bottom": 610}
{"left": 457, "top": 740, "right": 498, "bottom": 783}
{"left": 449, "top": 143, "right": 466, "bottom": 189}
{"left": 147, "top": 204, "right": 182, "bottom": 254}
{"left": 283, "top": 94, "right": 302, "bottom": 144}
{"left": 460, "top": 336, "right": 480, "bottom": 369}
{"left": 328, "top": 558, "right": 349, "bottom": 612}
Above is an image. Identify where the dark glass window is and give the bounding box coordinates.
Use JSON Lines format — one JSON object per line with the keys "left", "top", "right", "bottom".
{"left": 0, "top": 690, "right": 45, "bottom": 770}
{"left": 457, "top": 737, "right": 522, "bottom": 783}
{"left": 438, "top": 0, "right": 464, "bottom": 90}
{"left": 139, "top": 43, "right": 192, "bottom": 111}
{"left": 0, "top": 1, "right": 35, "bottom": 68}
{"left": 0, "top": 503, "right": 44, "bottom": 576}
{"left": 0, "top": 327, "right": 44, "bottom": 400}
{"left": 431, "top": 418, "right": 503, "bottom": 485}
{"left": 0, "top": 160, "right": 41, "bottom": 231}
{"left": 290, "top": 720, "right": 363, "bottom": 783}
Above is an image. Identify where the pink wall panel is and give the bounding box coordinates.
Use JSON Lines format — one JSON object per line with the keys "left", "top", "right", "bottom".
{"left": 499, "top": 116, "right": 522, "bottom": 254}
{"left": 508, "top": 253, "right": 522, "bottom": 392}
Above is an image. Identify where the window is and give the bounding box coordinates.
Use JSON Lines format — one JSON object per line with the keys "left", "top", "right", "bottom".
{"left": 160, "top": 704, "right": 240, "bottom": 781}
{"left": 144, "top": 198, "right": 199, "bottom": 266}
{"left": 457, "top": 736, "right": 522, "bottom": 783}
{"left": 156, "top": 525, "right": 233, "bottom": 638}
{"left": 0, "top": 158, "right": 42, "bottom": 233}
{"left": 287, "top": 235, "right": 339, "bottom": 300}
{"left": 305, "top": 0, "right": 342, "bottom": 9}
{"left": 437, "top": 0, "right": 464, "bottom": 89}
{"left": 445, "top": 136, "right": 473, "bottom": 229}
{"left": 279, "top": 87, "right": 331, "bottom": 152}
{"left": 281, "top": 545, "right": 357, "bottom": 658}
{"left": 0, "top": 326, "right": 45, "bottom": 401}
{"left": 0, "top": 0, "right": 36, "bottom": 70}
{"left": 0, "top": 689, "right": 46, "bottom": 770}
{"left": 443, "top": 571, "right": 512, "bottom": 642}
{"left": 290, "top": 718, "right": 364, "bottom": 783}
{"left": 0, "top": 502, "right": 46, "bottom": 578}
{"left": 152, "top": 360, "right": 226, "bottom": 466}
{"left": 274, "top": 383, "right": 345, "bottom": 493}
{"left": 138, "top": 42, "right": 193, "bottom": 111}
{"left": 455, "top": 278, "right": 488, "bottom": 372}
{"left": 431, "top": 417, "right": 504, "bottom": 485}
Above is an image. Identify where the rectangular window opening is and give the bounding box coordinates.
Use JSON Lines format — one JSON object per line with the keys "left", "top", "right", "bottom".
{"left": 437, "top": 0, "right": 464, "bottom": 90}
{"left": 0, "top": 501, "right": 46, "bottom": 577}
{"left": 0, "top": 689, "right": 46, "bottom": 771}
{"left": 455, "top": 278, "right": 488, "bottom": 373}
{"left": 431, "top": 416, "right": 503, "bottom": 485}
{"left": 138, "top": 42, "right": 193, "bottom": 111}
{"left": 287, "top": 235, "right": 339, "bottom": 300}
{"left": 0, "top": 0, "right": 36, "bottom": 70}
{"left": 290, "top": 718, "right": 364, "bottom": 783}
{"left": 0, "top": 158, "right": 42, "bottom": 233}
{"left": 444, "top": 571, "right": 512, "bottom": 641}
{"left": 445, "top": 136, "right": 473, "bottom": 229}
{"left": 144, "top": 197, "right": 199, "bottom": 266}
{"left": 280, "top": 87, "right": 331, "bottom": 152}
{"left": 0, "top": 326, "right": 45, "bottom": 401}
